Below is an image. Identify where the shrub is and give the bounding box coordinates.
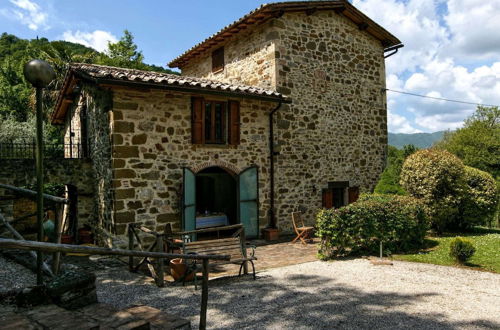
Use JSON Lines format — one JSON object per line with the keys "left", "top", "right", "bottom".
{"left": 316, "top": 194, "right": 427, "bottom": 259}
{"left": 449, "top": 237, "right": 475, "bottom": 263}
{"left": 459, "top": 167, "right": 499, "bottom": 229}
{"left": 400, "top": 149, "right": 466, "bottom": 232}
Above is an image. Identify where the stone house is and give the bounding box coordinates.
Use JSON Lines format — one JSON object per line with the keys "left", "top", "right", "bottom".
{"left": 52, "top": 0, "right": 402, "bottom": 242}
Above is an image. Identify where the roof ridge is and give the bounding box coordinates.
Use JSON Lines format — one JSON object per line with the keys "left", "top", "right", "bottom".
{"left": 168, "top": 0, "right": 401, "bottom": 68}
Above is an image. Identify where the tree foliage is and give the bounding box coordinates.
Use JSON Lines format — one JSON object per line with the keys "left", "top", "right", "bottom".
{"left": 460, "top": 166, "right": 498, "bottom": 229}
{"left": 400, "top": 149, "right": 499, "bottom": 231}
{"left": 374, "top": 144, "right": 418, "bottom": 195}
{"left": 400, "top": 149, "right": 466, "bottom": 232}
{"left": 436, "top": 106, "right": 500, "bottom": 180}
{"left": 0, "top": 31, "right": 178, "bottom": 143}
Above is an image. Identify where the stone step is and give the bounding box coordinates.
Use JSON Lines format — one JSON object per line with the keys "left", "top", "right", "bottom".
{"left": 0, "top": 303, "right": 190, "bottom": 330}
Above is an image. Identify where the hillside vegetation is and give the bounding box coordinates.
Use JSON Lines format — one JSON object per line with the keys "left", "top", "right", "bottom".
{"left": 0, "top": 31, "right": 177, "bottom": 143}
{"left": 388, "top": 131, "right": 445, "bottom": 149}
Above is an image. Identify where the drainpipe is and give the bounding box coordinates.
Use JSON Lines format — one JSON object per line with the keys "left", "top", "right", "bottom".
{"left": 268, "top": 101, "right": 282, "bottom": 229}
{"left": 384, "top": 44, "right": 404, "bottom": 59}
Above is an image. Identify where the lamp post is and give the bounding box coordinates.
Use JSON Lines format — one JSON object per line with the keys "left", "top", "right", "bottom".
{"left": 23, "top": 59, "right": 55, "bottom": 285}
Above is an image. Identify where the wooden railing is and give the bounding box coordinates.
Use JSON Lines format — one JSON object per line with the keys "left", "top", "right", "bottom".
{"left": 0, "top": 238, "right": 229, "bottom": 330}
{"left": 0, "top": 141, "right": 88, "bottom": 159}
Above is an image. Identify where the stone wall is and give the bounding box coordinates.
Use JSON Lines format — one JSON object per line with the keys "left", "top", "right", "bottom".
{"left": 180, "top": 11, "right": 388, "bottom": 231}
{"left": 181, "top": 20, "right": 278, "bottom": 90}
{"left": 0, "top": 159, "right": 94, "bottom": 228}
{"left": 272, "top": 11, "right": 387, "bottom": 230}
{"left": 108, "top": 89, "right": 274, "bottom": 236}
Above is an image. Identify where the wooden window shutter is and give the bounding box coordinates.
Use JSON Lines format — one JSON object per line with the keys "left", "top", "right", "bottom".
{"left": 348, "top": 187, "right": 360, "bottom": 204}
{"left": 322, "top": 189, "right": 334, "bottom": 209}
{"left": 212, "top": 47, "right": 224, "bottom": 72}
{"left": 228, "top": 100, "right": 240, "bottom": 145}
{"left": 191, "top": 97, "right": 204, "bottom": 144}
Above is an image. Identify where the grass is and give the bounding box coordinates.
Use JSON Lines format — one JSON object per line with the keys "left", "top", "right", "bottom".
{"left": 393, "top": 227, "right": 500, "bottom": 273}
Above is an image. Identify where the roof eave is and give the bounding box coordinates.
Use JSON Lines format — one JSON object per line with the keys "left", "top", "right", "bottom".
{"left": 168, "top": 1, "right": 402, "bottom": 69}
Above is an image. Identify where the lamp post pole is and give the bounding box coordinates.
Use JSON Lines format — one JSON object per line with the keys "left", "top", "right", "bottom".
{"left": 23, "top": 59, "right": 55, "bottom": 285}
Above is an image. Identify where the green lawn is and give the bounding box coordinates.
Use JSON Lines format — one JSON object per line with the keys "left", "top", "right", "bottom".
{"left": 393, "top": 227, "right": 500, "bottom": 273}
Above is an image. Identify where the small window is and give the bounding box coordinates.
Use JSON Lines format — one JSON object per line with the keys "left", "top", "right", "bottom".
{"left": 212, "top": 47, "right": 224, "bottom": 72}
{"left": 192, "top": 97, "right": 240, "bottom": 146}
{"left": 205, "top": 101, "right": 226, "bottom": 144}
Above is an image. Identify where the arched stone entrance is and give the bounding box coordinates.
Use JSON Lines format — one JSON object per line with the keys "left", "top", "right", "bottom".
{"left": 182, "top": 165, "right": 260, "bottom": 238}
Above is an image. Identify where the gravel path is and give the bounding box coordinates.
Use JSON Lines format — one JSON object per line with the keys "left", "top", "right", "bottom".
{"left": 95, "top": 259, "right": 500, "bottom": 329}
{"left": 0, "top": 255, "right": 35, "bottom": 291}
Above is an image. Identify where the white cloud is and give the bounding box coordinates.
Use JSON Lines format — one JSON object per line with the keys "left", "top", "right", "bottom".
{"left": 3, "top": 0, "right": 48, "bottom": 30}
{"left": 388, "top": 111, "right": 422, "bottom": 133}
{"left": 61, "top": 30, "right": 118, "bottom": 52}
{"left": 445, "top": 0, "right": 500, "bottom": 59}
{"left": 353, "top": 0, "right": 500, "bottom": 132}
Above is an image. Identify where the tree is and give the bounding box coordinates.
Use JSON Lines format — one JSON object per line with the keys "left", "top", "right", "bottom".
{"left": 436, "top": 106, "right": 500, "bottom": 179}
{"left": 99, "top": 30, "right": 144, "bottom": 69}
{"left": 374, "top": 144, "right": 418, "bottom": 195}
{"left": 400, "top": 149, "right": 466, "bottom": 232}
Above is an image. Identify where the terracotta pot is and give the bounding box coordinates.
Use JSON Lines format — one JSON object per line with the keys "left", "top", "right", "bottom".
{"left": 169, "top": 258, "right": 195, "bottom": 281}
{"left": 78, "top": 229, "right": 93, "bottom": 244}
{"left": 61, "top": 235, "right": 74, "bottom": 244}
{"left": 262, "top": 228, "right": 280, "bottom": 241}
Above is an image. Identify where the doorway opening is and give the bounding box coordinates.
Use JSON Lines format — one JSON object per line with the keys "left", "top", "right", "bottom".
{"left": 195, "top": 167, "right": 237, "bottom": 229}
{"left": 183, "top": 166, "right": 259, "bottom": 240}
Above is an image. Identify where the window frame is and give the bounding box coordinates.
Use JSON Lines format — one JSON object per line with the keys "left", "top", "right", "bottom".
{"left": 204, "top": 100, "right": 227, "bottom": 145}
{"left": 211, "top": 47, "right": 225, "bottom": 73}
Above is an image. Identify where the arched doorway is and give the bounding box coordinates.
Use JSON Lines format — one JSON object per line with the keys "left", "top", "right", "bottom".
{"left": 182, "top": 166, "right": 259, "bottom": 239}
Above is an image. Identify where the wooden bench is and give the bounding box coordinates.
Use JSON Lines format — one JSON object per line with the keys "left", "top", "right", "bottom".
{"left": 177, "top": 224, "right": 257, "bottom": 283}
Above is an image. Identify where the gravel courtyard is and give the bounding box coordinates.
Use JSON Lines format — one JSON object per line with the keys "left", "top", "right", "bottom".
{"left": 96, "top": 259, "right": 500, "bottom": 329}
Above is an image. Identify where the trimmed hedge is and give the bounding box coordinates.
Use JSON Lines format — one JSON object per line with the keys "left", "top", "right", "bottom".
{"left": 400, "top": 149, "right": 499, "bottom": 231}
{"left": 460, "top": 166, "right": 498, "bottom": 229}
{"left": 316, "top": 194, "right": 427, "bottom": 259}
{"left": 449, "top": 237, "right": 475, "bottom": 263}
{"left": 400, "top": 149, "right": 466, "bottom": 232}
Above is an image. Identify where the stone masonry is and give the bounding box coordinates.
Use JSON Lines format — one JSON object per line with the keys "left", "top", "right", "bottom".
{"left": 180, "top": 10, "right": 388, "bottom": 231}
{"left": 108, "top": 89, "right": 274, "bottom": 236}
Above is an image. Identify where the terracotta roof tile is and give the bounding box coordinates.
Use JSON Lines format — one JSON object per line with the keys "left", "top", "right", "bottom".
{"left": 69, "top": 63, "right": 285, "bottom": 100}
{"left": 168, "top": 0, "right": 402, "bottom": 68}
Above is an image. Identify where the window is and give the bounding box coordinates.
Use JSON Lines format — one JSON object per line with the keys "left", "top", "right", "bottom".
{"left": 322, "top": 182, "right": 359, "bottom": 209}
{"left": 205, "top": 101, "right": 226, "bottom": 144}
{"left": 212, "top": 47, "right": 224, "bottom": 72}
{"left": 191, "top": 97, "right": 240, "bottom": 146}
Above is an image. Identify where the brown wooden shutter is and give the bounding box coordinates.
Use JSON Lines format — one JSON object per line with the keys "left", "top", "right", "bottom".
{"left": 191, "top": 97, "right": 204, "bottom": 144}
{"left": 228, "top": 100, "right": 240, "bottom": 145}
{"left": 348, "top": 187, "right": 360, "bottom": 204}
{"left": 322, "top": 189, "right": 334, "bottom": 209}
{"left": 212, "top": 47, "right": 224, "bottom": 72}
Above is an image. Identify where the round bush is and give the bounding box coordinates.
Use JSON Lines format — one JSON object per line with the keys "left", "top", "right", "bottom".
{"left": 449, "top": 237, "right": 475, "bottom": 263}
{"left": 400, "top": 149, "right": 466, "bottom": 232}
{"left": 316, "top": 194, "right": 427, "bottom": 259}
{"left": 460, "top": 166, "right": 499, "bottom": 229}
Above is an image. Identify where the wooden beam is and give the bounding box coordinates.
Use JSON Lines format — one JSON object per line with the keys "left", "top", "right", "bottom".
{"left": 0, "top": 214, "right": 54, "bottom": 277}
{"left": 306, "top": 8, "right": 317, "bottom": 16}
{"left": 334, "top": 6, "right": 346, "bottom": 14}
{"left": 176, "top": 224, "right": 243, "bottom": 236}
{"left": 0, "top": 238, "right": 231, "bottom": 261}
{"left": 0, "top": 183, "right": 69, "bottom": 205}
{"left": 358, "top": 22, "right": 369, "bottom": 31}
{"left": 199, "top": 259, "right": 209, "bottom": 330}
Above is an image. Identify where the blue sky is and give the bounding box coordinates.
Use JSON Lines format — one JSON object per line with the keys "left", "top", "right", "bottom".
{"left": 2, "top": 0, "right": 500, "bottom": 133}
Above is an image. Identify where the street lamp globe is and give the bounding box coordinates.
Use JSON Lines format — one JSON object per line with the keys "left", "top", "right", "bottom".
{"left": 23, "top": 59, "right": 56, "bottom": 88}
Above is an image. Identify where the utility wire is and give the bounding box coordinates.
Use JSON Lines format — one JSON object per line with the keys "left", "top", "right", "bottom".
{"left": 384, "top": 88, "right": 499, "bottom": 108}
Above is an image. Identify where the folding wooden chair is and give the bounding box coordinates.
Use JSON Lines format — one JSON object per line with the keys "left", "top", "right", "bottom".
{"left": 292, "top": 211, "right": 314, "bottom": 245}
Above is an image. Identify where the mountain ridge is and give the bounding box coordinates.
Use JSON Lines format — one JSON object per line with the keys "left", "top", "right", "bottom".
{"left": 388, "top": 131, "right": 446, "bottom": 149}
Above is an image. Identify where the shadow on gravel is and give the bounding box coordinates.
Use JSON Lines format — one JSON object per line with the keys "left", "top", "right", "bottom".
{"left": 96, "top": 270, "right": 499, "bottom": 330}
